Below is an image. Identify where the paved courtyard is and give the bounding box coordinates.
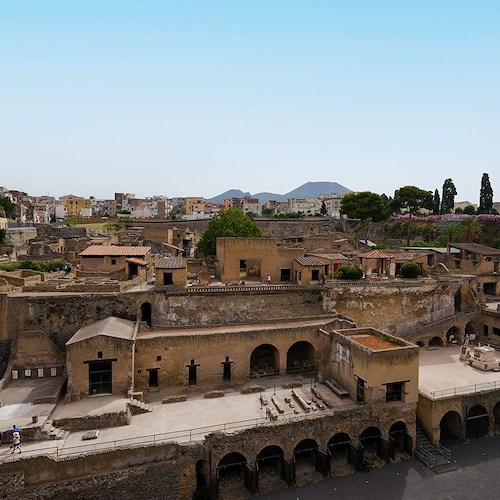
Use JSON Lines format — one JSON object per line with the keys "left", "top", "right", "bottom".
{"left": 419, "top": 345, "right": 500, "bottom": 398}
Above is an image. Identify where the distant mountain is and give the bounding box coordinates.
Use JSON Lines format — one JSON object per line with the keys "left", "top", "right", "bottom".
{"left": 208, "top": 181, "right": 352, "bottom": 204}
{"left": 208, "top": 189, "right": 251, "bottom": 204}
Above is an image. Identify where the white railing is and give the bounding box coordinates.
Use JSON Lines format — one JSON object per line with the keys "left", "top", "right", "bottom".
{"left": 419, "top": 380, "right": 500, "bottom": 400}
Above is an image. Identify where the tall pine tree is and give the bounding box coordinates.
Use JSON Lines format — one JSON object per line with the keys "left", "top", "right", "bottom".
{"left": 479, "top": 173, "right": 493, "bottom": 214}
{"left": 433, "top": 189, "right": 441, "bottom": 215}
{"left": 440, "top": 178, "right": 457, "bottom": 214}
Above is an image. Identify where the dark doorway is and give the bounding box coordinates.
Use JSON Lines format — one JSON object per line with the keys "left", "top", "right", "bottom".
{"left": 89, "top": 361, "right": 112, "bottom": 395}
{"left": 217, "top": 452, "right": 249, "bottom": 495}
{"left": 250, "top": 344, "right": 279, "bottom": 378}
{"left": 429, "top": 336, "right": 444, "bottom": 347}
{"left": 280, "top": 268, "right": 291, "bottom": 282}
{"left": 187, "top": 359, "right": 199, "bottom": 386}
{"left": 328, "top": 433, "right": 351, "bottom": 468}
{"left": 454, "top": 291, "right": 461, "bottom": 311}
{"left": 140, "top": 302, "right": 152, "bottom": 328}
{"left": 440, "top": 411, "right": 463, "bottom": 445}
{"left": 311, "top": 269, "right": 320, "bottom": 281}
{"left": 286, "top": 341, "right": 315, "bottom": 374}
{"left": 466, "top": 404, "right": 489, "bottom": 439}
{"left": 194, "top": 460, "right": 208, "bottom": 499}
{"left": 148, "top": 368, "right": 159, "bottom": 387}
{"left": 388, "top": 421, "right": 407, "bottom": 451}
{"left": 222, "top": 356, "right": 232, "bottom": 382}
{"left": 256, "top": 445, "right": 285, "bottom": 488}
{"left": 446, "top": 327, "right": 460, "bottom": 344}
{"left": 483, "top": 282, "right": 495, "bottom": 295}
{"left": 465, "top": 322, "right": 477, "bottom": 339}
{"left": 163, "top": 272, "right": 173, "bottom": 285}
{"left": 359, "top": 427, "right": 381, "bottom": 454}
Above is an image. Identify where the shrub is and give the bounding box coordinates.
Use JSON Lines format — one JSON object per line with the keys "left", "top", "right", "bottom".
{"left": 400, "top": 262, "right": 421, "bottom": 278}
{"left": 334, "top": 266, "right": 363, "bottom": 280}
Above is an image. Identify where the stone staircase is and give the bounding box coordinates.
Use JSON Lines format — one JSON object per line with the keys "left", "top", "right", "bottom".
{"left": 415, "top": 425, "right": 456, "bottom": 474}
{"left": 41, "top": 420, "right": 68, "bottom": 441}
{"left": 127, "top": 397, "right": 153, "bottom": 415}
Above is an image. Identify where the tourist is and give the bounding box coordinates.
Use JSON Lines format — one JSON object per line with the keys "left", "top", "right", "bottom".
{"left": 11, "top": 426, "right": 21, "bottom": 454}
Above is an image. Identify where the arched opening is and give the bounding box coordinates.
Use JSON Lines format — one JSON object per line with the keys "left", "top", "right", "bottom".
{"left": 429, "top": 336, "right": 444, "bottom": 347}
{"left": 465, "top": 322, "right": 477, "bottom": 339}
{"left": 256, "top": 445, "right": 286, "bottom": 491}
{"left": 439, "top": 411, "right": 463, "bottom": 445}
{"left": 286, "top": 341, "right": 316, "bottom": 374}
{"left": 193, "top": 460, "right": 208, "bottom": 500}
{"left": 446, "top": 326, "right": 460, "bottom": 344}
{"left": 293, "top": 439, "right": 320, "bottom": 485}
{"left": 388, "top": 421, "right": 407, "bottom": 453}
{"left": 140, "top": 302, "right": 152, "bottom": 328}
{"left": 327, "top": 433, "right": 351, "bottom": 471}
{"left": 359, "top": 427, "right": 384, "bottom": 468}
{"left": 466, "top": 404, "right": 489, "bottom": 439}
{"left": 217, "top": 452, "right": 248, "bottom": 494}
{"left": 494, "top": 402, "right": 500, "bottom": 433}
{"left": 416, "top": 341, "right": 424, "bottom": 347}
{"left": 250, "top": 344, "right": 279, "bottom": 378}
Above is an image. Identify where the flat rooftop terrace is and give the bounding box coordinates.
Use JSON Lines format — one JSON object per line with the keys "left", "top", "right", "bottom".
{"left": 1, "top": 374, "right": 357, "bottom": 463}
{"left": 419, "top": 345, "right": 500, "bottom": 399}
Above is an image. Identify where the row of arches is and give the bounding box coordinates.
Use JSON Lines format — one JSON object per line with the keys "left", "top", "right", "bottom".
{"left": 417, "top": 321, "right": 478, "bottom": 348}
{"left": 213, "top": 422, "right": 411, "bottom": 496}
{"left": 250, "top": 341, "right": 316, "bottom": 378}
{"left": 439, "top": 402, "right": 500, "bottom": 444}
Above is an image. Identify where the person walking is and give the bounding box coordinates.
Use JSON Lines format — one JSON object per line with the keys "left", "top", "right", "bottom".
{"left": 11, "top": 425, "right": 21, "bottom": 454}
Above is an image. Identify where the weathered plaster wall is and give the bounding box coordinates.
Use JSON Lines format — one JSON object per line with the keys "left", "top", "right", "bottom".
{"left": 323, "top": 283, "right": 460, "bottom": 335}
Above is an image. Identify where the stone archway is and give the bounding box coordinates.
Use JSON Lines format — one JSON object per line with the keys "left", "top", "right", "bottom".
{"left": 250, "top": 344, "right": 280, "bottom": 378}
{"left": 140, "top": 302, "right": 152, "bottom": 328}
{"left": 256, "top": 445, "right": 286, "bottom": 492}
{"left": 446, "top": 326, "right": 461, "bottom": 344}
{"left": 429, "top": 336, "right": 444, "bottom": 347}
{"left": 293, "top": 439, "right": 320, "bottom": 485}
{"left": 327, "top": 433, "right": 351, "bottom": 471}
{"left": 217, "top": 452, "right": 249, "bottom": 496}
{"left": 465, "top": 321, "right": 477, "bottom": 339}
{"left": 466, "top": 404, "right": 489, "bottom": 439}
{"left": 286, "top": 341, "right": 316, "bottom": 374}
{"left": 388, "top": 421, "right": 407, "bottom": 453}
{"left": 359, "top": 427, "right": 384, "bottom": 468}
{"left": 439, "top": 411, "right": 463, "bottom": 445}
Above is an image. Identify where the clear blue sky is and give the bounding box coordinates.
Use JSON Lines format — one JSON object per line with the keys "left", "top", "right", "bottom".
{"left": 1, "top": 1, "right": 499, "bottom": 202}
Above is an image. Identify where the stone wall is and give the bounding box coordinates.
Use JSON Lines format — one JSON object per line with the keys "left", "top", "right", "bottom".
{"left": 54, "top": 409, "right": 132, "bottom": 431}
{"left": 6, "top": 227, "right": 37, "bottom": 246}
{"left": 0, "top": 400, "right": 416, "bottom": 499}
{"left": 323, "top": 282, "right": 461, "bottom": 335}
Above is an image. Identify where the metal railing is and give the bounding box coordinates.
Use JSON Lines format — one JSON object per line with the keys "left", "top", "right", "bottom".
{"left": 419, "top": 380, "right": 500, "bottom": 400}
{"left": 0, "top": 416, "right": 270, "bottom": 463}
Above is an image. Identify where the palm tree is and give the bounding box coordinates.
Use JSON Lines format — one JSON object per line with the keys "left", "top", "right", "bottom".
{"left": 458, "top": 217, "right": 483, "bottom": 243}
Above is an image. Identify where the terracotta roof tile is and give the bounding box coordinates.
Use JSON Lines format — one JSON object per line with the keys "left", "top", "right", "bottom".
{"left": 80, "top": 245, "right": 151, "bottom": 257}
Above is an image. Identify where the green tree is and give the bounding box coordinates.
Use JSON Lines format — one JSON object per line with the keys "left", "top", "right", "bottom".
{"left": 320, "top": 201, "right": 328, "bottom": 216}
{"left": 440, "top": 178, "right": 457, "bottom": 214}
{"left": 340, "top": 192, "right": 388, "bottom": 244}
{"left": 400, "top": 262, "right": 422, "bottom": 278}
{"left": 463, "top": 205, "right": 476, "bottom": 215}
{"left": 433, "top": 189, "right": 441, "bottom": 215}
{"left": 437, "top": 223, "right": 460, "bottom": 246}
{"left": 388, "top": 186, "right": 433, "bottom": 246}
{"left": 197, "top": 207, "right": 263, "bottom": 255}
{"left": 388, "top": 186, "right": 434, "bottom": 217}
{"left": 479, "top": 173, "right": 494, "bottom": 214}
{"left": 0, "top": 196, "right": 16, "bottom": 219}
{"left": 458, "top": 217, "right": 483, "bottom": 243}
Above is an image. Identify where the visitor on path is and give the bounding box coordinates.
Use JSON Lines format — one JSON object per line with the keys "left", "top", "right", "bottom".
{"left": 11, "top": 426, "right": 21, "bottom": 454}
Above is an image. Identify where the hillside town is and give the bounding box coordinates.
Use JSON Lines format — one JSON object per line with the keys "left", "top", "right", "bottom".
{"left": 0, "top": 178, "right": 499, "bottom": 499}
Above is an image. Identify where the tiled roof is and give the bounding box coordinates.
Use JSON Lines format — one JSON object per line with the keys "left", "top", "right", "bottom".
{"left": 125, "top": 258, "right": 148, "bottom": 266}
{"left": 294, "top": 256, "right": 325, "bottom": 267}
{"left": 66, "top": 317, "right": 136, "bottom": 345}
{"left": 79, "top": 245, "right": 151, "bottom": 257}
{"left": 307, "top": 253, "right": 349, "bottom": 261}
{"left": 358, "top": 250, "right": 395, "bottom": 259}
{"left": 156, "top": 257, "right": 186, "bottom": 269}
